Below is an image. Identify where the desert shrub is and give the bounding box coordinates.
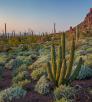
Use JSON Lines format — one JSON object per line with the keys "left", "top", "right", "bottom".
{"left": 0, "top": 44, "right": 11, "bottom": 52}
{"left": 77, "top": 65, "right": 92, "bottom": 80}
{"left": 54, "top": 85, "right": 75, "bottom": 101}
{"left": 16, "top": 54, "right": 37, "bottom": 66}
{"left": 18, "top": 44, "right": 29, "bottom": 51}
{"left": 0, "top": 54, "right": 8, "bottom": 65}
{"left": 12, "top": 69, "right": 31, "bottom": 87}
{"left": 5, "top": 59, "right": 23, "bottom": 70}
{"left": 13, "top": 64, "right": 28, "bottom": 76}
{"left": 16, "top": 55, "right": 25, "bottom": 60}
{"left": 0, "top": 86, "right": 26, "bottom": 102}
{"left": 29, "top": 55, "right": 49, "bottom": 70}
{"left": 85, "top": 54, "right": 92, "bottom": 68}
{"left": 35, "top": 75, "right": 52, "bottom": 95}
{"left": 23, "top": 55, "right": 35, "bottom": 66}
{"left": 39, "top": 47, "right": 50, "bottom": 56}
{"left": 31, "top": 67, "right": 46, "bottom": 80}
{"left": 13, "top": 79, "right": 31, "bottom": 87}
{"left": 55, "top": 98, "right": 70, "bottom": 102}
{"left": 86, "top": 47, "right": 92, "bottom": 53}
{"left": 13, "top": 71, "right": 30, "bottom": 83}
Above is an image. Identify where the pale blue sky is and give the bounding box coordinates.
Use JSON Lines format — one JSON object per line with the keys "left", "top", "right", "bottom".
{"left": 0, "top": 0, "right": 92, "bottom": 33}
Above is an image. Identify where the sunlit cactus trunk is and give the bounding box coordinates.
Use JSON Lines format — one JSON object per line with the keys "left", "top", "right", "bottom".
{"left": 56, "top": 45, "right": 62, "bottom": 81}
{"left": 70, "top": 57, "right": 83, "bottom": 81}
{"left": 58, "top": 59, "right": 67, "bottom": 85}
{"left": 75, "top": 25, "right": 80, "bottom": 43}
{"left": 62, "top": 33, "right": 65, "bottom": 60}
{"left": 51, "top": 44, "right": 57, "bottom": 80}
{"left": 47, "top": 62, "right": 54, "bottom": 81}
{"left": 65, "top": 37, "right": 75, "bottom": 80}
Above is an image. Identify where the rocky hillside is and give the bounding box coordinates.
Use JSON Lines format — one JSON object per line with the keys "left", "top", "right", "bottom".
{"left": 69, "top": 8, "right": 92, "bottom": 34}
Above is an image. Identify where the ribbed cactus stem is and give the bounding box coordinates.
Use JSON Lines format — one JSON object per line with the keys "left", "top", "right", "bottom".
{"left": 51, "top": 44, "right": 57, "bottom": 80}
{"left": 58, "top": 59, "right": 67, "bottom": 85}
{"left": 76, "top": 25, "right": 79, "bottom": 43}
{"left": 56, "top": 45, "right": 62, "bottom": 81}
{"left": 70, "top": 57, "right": 83, "bottom": 81}
{"left": 47, "top": 62, "right": 54, "bottom": 81}
{"left": 65, "top": 37, "right": 75, "bottom": 80}
{"left": 62, "top": 33, "right": 65, "bottom": 60}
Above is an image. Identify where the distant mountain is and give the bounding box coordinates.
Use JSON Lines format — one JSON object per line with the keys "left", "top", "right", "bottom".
{"left": 65, "top": 8, "right": 92, "bottom": 39}
{"left": 79, "top": 8, "right": 92, "bottom": 31}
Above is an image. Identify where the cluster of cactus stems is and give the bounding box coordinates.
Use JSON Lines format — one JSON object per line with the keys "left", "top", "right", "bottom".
{"left": 47, "top": 33, "right": 83, "bottom": 86}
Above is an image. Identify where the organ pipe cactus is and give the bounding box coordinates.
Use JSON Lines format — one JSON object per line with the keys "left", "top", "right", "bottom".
{"left": 47, "top": 33, "right": 83, "bottom": 86}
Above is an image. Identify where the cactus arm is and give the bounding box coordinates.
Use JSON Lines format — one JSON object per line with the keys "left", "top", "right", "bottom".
{"left": 65, "top": 37, "right": 75, "bottom": 80}
{"left": 56, "top": 45, "right": 62, "bottom": 81}
{"left": 58, "top": 59, "right": 67, "bottom": 85}
{"left": 51, "top": 44, "right": 57, "bottom": 80}
{"left": 47, "top": 62, "right": 54, "bottom": 81}
{"left": 62, "top": 33, "right": 65, "bottom": 60}
{"left": 70, "top": 57, "right": 83, "bottom": 81}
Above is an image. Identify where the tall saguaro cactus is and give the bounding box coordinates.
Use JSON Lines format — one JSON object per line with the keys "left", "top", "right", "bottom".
{"left": 47, "top": 33, "right": 83, "bottom": 86}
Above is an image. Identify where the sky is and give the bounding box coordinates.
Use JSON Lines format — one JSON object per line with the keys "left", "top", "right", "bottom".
{"left": 0, "top": 0, "right": 92, "bottom": 33}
